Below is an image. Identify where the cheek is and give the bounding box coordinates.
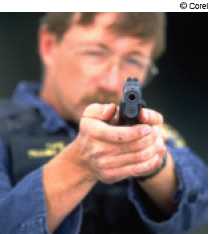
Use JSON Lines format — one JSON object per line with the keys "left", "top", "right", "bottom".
{"left": 53, "top": 53, "right": 83, "bottom": 89}
{"left": 52, "top": 49, "right": 103, "bottom": 104}
{"left": 55, "top": 63, "right": 94, "bottom": 107}
{"left": 71, "top": 63, "right": 104, "bottom": 95}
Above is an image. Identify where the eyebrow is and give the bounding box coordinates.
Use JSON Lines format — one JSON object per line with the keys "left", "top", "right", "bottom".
{"left": 126, "top": 51, "right": 150, "bottom": 59}
{"left": 78, "top": 41, "right": 150, "bottom": 59}
{"left": 78, "top": 42, "right": 110, "bottom": 51}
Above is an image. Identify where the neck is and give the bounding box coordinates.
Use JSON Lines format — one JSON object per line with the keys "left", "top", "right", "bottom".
{"left": 40, "top": 78, "right": 67, "bottom": 120}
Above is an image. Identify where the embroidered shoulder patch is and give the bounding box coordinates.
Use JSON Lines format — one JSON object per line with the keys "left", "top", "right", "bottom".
{"left": 28, "top": 141, "right": 66, "bottom": 158}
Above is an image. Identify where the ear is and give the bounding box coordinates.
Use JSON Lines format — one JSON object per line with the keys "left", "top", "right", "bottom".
{"left": 38, "top": 26, "right": 59, "bottom": 67}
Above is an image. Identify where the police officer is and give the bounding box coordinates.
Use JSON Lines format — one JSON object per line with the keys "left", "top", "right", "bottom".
{"left": 0, "top": 13, "right": 207, "bottom": 234}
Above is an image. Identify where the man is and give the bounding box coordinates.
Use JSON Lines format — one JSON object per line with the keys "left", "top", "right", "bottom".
{"left": 0, "top": 13, "right": 207, "bottom": 234}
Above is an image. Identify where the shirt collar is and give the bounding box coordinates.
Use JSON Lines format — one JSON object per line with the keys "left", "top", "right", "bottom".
{"left": 12, "top": 81, "right": 76, "bottom": 135}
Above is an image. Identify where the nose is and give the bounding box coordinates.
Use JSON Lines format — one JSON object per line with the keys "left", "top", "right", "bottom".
{"left": 98, "top": 63, "right": 123, "bottom": 95}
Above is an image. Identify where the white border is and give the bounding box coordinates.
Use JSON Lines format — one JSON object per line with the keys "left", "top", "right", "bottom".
{"left": 0, "top": 0, "right": 208, "bottom": 12}
{"left": 208, "top": 12, "right": 209, "bottom": 234}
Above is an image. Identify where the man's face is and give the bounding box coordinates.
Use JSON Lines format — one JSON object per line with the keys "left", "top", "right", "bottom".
{"left": 40, "top": 13, "right": 155, "bottom": 122}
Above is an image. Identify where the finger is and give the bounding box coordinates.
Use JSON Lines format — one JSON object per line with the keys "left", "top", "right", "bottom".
{"left": 83, "top": 103, "right": 117, "bottom": 122}
{"left": 82, "top": 117, "right": 152, "bottom": 143}
{"left": 156, "top": 137, "right": 167, "bottom": 157}
{"left": 101, "top": 154, "right": 161, "bottom": 183}
{"left": 153, "top": 125, "right": 163, "bottom": 137}
{"left": 101, "top": 129, "right": 156, "bottom": 158}
{"left": 96, "top": 143, "right": 158, "bottom": 169}
{"left": 131, "top": 154, "right": 162, "bottom": 177}
{"left": 109, "top": 105, "right": 120, "bottom": 125}
{"left": 118, "top": 129, "right": 157, "bottom": 154}
{"left": 139, "top": 108, "right": 164, "bottom": 125}
{"left": 153, "top": 126, "right": 170, "bottom": 145}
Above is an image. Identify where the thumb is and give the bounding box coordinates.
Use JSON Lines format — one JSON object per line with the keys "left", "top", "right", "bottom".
{"left": 82, "top": 103, "right": 116, "bottom": 122}
{"left": 139, "top": 108, "right": 164, "bottom": 125}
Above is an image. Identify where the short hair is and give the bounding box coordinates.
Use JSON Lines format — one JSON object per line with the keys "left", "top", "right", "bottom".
{"left": 40, "top": 12, "right": 166, "bottom": 60}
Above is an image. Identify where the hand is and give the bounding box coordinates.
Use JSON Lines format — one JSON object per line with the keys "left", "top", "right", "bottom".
{"left": 70, "top": 103, "right": 167, "bottom": 184}
{"left": 137, "top": 107, "right": 168, "bottom": 178}
{"left": 137, "top": 108, "right": 177, "bottom": 213}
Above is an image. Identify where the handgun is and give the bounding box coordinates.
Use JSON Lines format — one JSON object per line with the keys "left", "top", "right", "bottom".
{"left": 119, "top": 77, "right": 145, "bottom": 125}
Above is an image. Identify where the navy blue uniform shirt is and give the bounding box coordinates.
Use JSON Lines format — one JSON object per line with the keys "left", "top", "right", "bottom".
{"left": 0, "top": 81, "right": 207, "bottom": 234}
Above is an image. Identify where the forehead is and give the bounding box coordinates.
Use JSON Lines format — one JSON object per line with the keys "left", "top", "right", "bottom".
{"left": 62, "top": 13, "right": 155, "bottom": 55}
{"left": 72, "top": 13, "right": 122, "bottom": 31}
{"left": 65, "top": 13, "right": 123, "bottom": 42}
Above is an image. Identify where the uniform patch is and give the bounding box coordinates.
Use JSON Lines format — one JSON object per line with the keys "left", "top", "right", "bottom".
{"left": 28, "top": 141, "right": 66, "bottom": 158}
{"left": 9, "top": 135, "right": 70, "bottom": 183}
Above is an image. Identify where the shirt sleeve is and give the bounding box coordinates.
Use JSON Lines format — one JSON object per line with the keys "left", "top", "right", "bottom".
{"left": 0, "top": 139, "right": 82, "bottom": 234}
{"left": 127, "top": 141, "right": 208, "bottom": 234}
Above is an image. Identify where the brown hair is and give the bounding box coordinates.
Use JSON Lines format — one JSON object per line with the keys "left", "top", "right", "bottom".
{"left": 40, "top": 12, "right": 166, "bottom": 60}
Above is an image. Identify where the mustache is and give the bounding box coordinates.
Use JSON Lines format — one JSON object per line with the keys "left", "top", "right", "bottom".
{"left": 81, "top": 92, "right": 121, "bottom": 105}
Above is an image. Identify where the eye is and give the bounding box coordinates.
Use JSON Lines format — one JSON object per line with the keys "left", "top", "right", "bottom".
{"left": 85, "top": 50, "right": 106, "bottom": 57}
{"left": 126, "top": 57, "right": 144, "bottom": 68}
